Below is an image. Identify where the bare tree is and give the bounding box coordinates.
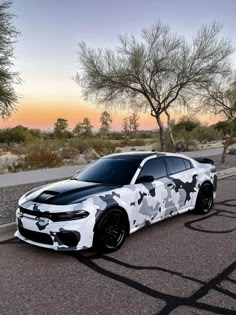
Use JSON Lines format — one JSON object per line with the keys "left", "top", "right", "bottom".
{"left": 122, "top": 117, "right": 130, "bottom": 136}
{"left": 75, "top": 21, "right": 233, "bottom": 150}
{"left": 198, "top": 75, "right": 236, "bottom": 162}
{"left": 129, "top": 112, "right": 139, "bottom": 135}
{"left": 0, "top": 1, "right": 20, "bottom": 119}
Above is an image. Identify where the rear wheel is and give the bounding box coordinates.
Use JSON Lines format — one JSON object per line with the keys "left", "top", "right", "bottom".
{"left": 94, "top": 209, "right": 128, "bottom": 253}
{"left": 194, "top": 183, "right": 213, "bottom": 214}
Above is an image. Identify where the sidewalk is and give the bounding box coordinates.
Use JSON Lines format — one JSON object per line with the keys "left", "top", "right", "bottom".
{"left": 0, "top": 164, "right": 87, "bottom": 188}
{"left": 0, "top": 147, "right": 224, "bottom": 188}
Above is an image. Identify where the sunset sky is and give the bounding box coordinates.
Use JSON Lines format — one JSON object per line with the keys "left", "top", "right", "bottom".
{"left": 1, "top": 0, "right": 236, "bottom": 130}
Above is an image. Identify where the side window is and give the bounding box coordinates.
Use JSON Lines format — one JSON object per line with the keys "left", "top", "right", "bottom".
{"left": 139, "top": 158, "right": 167, "bottom": 180}
{"left": 165, "top": 157, "right": 186, "bottom": 174}
{"left": 184, "top": 159, "right": 192, "bottom": 170}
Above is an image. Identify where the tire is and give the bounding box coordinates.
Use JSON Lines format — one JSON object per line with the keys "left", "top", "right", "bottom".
{"left": 93, "top": 209, "right": 128, "bottom": 253}
{"left": 194, "top": 183, "right": 213, "bottom": 215}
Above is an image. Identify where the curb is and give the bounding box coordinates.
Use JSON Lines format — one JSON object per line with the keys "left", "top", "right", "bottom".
{"left": 217, "top": 167, "right": 236, "bottom": 180}
{"left": 0, "top": 169, "right": 236, "bottom": 242}
{"left": 0, "top": 222, "right": 16, "bottom": 242}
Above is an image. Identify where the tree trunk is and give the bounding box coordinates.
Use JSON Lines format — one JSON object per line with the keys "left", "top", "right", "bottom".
{"left": 221, "top": 144, "right": 227, "bottom": 163}
{"left": 156, "top": 115, "right": 166, "bottom": 151}
{"left": 165, "top": 110, "right": 176, "bottom": 152}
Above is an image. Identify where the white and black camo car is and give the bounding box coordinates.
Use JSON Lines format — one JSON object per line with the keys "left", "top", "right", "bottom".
{"left": 15, "top": 152, "right": 217, "bottom": 252}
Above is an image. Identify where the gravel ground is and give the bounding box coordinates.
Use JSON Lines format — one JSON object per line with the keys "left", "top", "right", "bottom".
{"left": 0, "top": 153, "right": 235, "bottom": 226}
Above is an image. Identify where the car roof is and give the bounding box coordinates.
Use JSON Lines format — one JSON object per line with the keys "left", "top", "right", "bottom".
{"left": 102, "top": 151, "right": 194, "bottom": 163}
{"left": 102, "top": 151, "right": 164, "bottom": 161}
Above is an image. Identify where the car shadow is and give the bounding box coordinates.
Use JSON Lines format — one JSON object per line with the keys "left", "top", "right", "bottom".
{"left": 70, "top": 251, "right": 236, "bottom": 315}
{"left": 184, "top": 199, "right": 236, "bottom": 234}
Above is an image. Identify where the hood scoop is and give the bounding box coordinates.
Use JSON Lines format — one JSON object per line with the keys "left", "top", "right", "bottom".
{"left": 34, "top": 190, "right": 59, "bottom": 203}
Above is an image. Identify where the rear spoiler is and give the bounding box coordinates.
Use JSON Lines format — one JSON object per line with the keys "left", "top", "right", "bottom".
{"left": 194, "top": 157, "right": 215, "bottom": 165}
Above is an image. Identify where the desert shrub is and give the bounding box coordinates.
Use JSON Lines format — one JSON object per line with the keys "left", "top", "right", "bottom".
{"left": 89, "top": 139, "right": 117, "bottom": 155}
{"left": 175, "top": 139, "right": 198, "bottom": 152}
{"left": 8, "top": 144, "right": 63, "bottom": 172}
{"left": 191, "top": 126, "right": 222, "bottom": 143}
{"left": 107, "top": 132, "right": 124, "bottom": 140}
{"left": 69, "top": 138, "right": 117, "bottom": 156}
{"left": 174, "top": 117, "right": 201, "bottom": 133}
{"left": 119, "top": 138, "right": 146, "bottom": 147}
{"left": 223, "top": 136, "right": 236, "bottom": 147}
{"left": 0, "top": 126, "right": 28, "bottom": 144}
{"left": 228, "top": 147, "right": 236, "bottom": 155}
{"left": 136, "top": 131, "right": 153, "bottom": 139}
{"left": 214, "top": 120, "right": 236, "bottom": 136}
{"left": 68, "top": 138, "right": 90, "bottom": 154}
{"left": 186, "top": 139, "right": 198, "bottom": 150}
{"left": 83, "top": 149, "right": 100, "bottom": 162}
{"left": 175, "top": 140, "right": 187, "bottom": 152}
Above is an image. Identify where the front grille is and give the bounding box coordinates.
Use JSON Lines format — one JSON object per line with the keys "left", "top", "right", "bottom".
{"left": 18, "top": 226, "right": 53, "bottom": 245}
{"left": 19, "top": 207, "right": 88, "bottom": 222}
{"left": 20, "top": 207, "right": 50, "bottom": 219}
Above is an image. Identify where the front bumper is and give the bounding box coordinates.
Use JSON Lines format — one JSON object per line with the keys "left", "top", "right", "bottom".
{"left": 15, "top": 207, "right": 95, "bottom": 251}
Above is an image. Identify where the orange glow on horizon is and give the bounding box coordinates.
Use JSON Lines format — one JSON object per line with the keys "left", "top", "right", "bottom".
{"left": 0, "top": 100, "right": 220, "bottom": 131}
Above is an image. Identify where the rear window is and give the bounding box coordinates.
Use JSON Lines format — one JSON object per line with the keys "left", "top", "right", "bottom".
{"left": 184, "top": 159, "right": 192, "bottom": 169}
{"left": 165, "top": 157, "right": 186, "bottom": 174}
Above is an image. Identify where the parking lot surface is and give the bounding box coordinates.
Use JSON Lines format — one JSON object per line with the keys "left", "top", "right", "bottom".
{"left": 0, "top": 176, "right": 235, "bottom": 314}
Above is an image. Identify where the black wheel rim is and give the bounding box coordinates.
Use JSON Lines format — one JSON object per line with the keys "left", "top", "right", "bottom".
{"left": 200, "top": 186, "right": 213, "bottom": 212}
{"left": 100, "top": 212, "right": 126, "bottom": 250}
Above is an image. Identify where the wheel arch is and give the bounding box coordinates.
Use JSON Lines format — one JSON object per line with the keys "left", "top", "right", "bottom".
{"left": 199, "top": 180, "right": 214, "bottom": 191}
{"left": 94, "top": 205, "right": 130, "bottom": 235}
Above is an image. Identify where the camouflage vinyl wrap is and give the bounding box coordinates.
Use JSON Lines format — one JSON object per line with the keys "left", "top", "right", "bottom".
{"left": 15, "top": 152, "right": 217, "bottom": 251}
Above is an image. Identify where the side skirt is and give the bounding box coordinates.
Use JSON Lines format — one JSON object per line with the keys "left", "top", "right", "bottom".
{"left": 129, "top": 206, "right": 194, "bottom": 235}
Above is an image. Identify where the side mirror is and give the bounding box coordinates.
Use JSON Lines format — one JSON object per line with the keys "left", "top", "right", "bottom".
{"left": 136, "top": 175, "right": 154, "bottom": 183}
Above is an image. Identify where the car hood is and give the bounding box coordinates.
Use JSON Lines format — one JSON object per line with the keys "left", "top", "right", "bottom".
{"left": 23, "top": 179, "right": 121, "bottom": 205}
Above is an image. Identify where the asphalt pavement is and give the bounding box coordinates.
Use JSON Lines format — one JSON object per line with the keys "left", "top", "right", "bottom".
{"left": 0, "top": 175, "right": 235, "bottom": 314}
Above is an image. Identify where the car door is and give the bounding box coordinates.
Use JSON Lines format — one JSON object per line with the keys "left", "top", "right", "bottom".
{"left": 134, "top": 157, "right": 174, "bottom": 227}
{"left": 164, "top": 156, "right": 198, "bottom": 213}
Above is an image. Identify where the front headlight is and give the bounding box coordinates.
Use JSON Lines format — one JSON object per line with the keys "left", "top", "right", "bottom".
{"left": 49, "top": 210, "right": 89, "bottom": 221}
{"left": 18, "top": 207, "right": 90, "bottom": 222}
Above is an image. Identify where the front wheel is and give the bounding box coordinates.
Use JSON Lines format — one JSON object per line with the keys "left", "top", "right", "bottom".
{"left": 194, "top": 183, "right": 213, "bottom": 214}
{"left": 93, "top": 209, "right": 128, "bottom": 253}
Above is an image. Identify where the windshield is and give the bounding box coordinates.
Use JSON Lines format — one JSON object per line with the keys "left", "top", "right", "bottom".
{"left": 75, "top": 158, "right": 141, "bottom": 185}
